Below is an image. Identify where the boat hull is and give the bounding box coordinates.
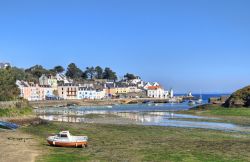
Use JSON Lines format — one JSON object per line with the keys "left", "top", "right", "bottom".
{"left": 47, "top": 140, "right": 88, "bottom": 148}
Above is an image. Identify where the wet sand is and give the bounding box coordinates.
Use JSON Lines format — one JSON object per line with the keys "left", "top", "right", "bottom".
{"left": 0, "top": 129, "right": 42, "bottom": 162}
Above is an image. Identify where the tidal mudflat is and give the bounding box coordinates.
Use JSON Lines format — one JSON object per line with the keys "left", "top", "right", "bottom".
{"left": 4, "top": 103, "right": 250, "bottom": 162}
{"left": 36, "top": 104, "right": 250, "bottom": 133}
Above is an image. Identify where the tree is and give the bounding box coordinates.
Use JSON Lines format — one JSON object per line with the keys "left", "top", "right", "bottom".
{"left": 124, "top": 73, "right": 136, "bottom": 80}
{"left": 95, "top": 66, "right": 103, "bottom": 79}
{"left": 65, "top": 63, "right": 84, "bottom": 79}
{"left": 85, "top": 66, "right": 96, "bottom": 80}
{"left": 81, "top": 72, "right": 88, "bottom": 80}
{"left": 103, "top": 67, "right": 117, "bottom": 80}
{"left": 48, "top": 69, "right": 57, "bottom": 76}
{"left": 0, "top": 68, "right": 20, "bottom": 101}
{"left": 54, "top": 65, "right": 65, "bottom": 74}
{"left": 25, "top": 65, "right": 50, "bottom": 79}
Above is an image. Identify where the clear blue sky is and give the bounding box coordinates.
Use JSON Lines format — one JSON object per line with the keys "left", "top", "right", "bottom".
{"left": 0, "top": 0, "right": 250, "bottom": 93}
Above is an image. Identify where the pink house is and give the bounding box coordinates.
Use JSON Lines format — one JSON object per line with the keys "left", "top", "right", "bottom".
{"left": 16, "top": 80, "right": 53, "bottom": 101}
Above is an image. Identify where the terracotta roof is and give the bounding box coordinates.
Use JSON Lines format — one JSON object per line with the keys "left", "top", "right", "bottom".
{"left": 147, "top": 86, "right": 161, "bottom": 90}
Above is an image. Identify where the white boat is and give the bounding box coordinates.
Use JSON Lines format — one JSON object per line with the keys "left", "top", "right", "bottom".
{"left": 196, "top": 94, "right": 203, "bottom": 104}
{"left": 47, "top": 131, "right": 88, "bottom": 148}
{"left": 168, "top": 98, "right": 177, "bottom": 103}
{"left": 188, "top": 100, "right": 196, "bottom": 106}
{"left": 196, "top": 98, "right": 203, "bottom": 104}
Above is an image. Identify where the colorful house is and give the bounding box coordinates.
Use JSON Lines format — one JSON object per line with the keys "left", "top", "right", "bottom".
{"left": 16, "top": 80, "right": 40, "bottom": 101}
{"left": 39, "top": 85, "right": 54, "bottom": 100}
{"left": 78, "top": 87, "right": 105, "bottom": 100}
{"left": 147, "top": 86, "right": 165, "bottom": 98}
{"left": 58, "top": 83, "right": 78, "bottom": 100}
{"left": 47, "top": 75, "right": 58, "bottom": 90}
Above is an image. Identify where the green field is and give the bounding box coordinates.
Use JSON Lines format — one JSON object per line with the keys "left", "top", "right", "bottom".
{"left": 186, "top": 104, "right": 250, "bottom": 116}
{"left": 0, "top": 107, "right": 33, "bottom": 117}
{"left": 22, "top": 121, "right": 250, "bottom": 162}
{"left": 178, "top": 104, "right": 250, "bottom": 126}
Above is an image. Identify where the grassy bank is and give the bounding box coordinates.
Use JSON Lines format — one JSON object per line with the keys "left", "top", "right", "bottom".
{"left": 186, "top": 104, "right": 250, "bottom": 116}
{"left": 0, "top": 107, "right": 33, "bottom": 117}
{"left": 178, "top": 104, "right": 250, "bottom": 126}
{"left": 22, "top": 122, "right": 250, "bottom": 162}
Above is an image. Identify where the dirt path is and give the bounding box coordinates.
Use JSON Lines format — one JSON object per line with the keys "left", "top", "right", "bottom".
{"left": 0, "top": 129, "right": 41, "bottom": 162}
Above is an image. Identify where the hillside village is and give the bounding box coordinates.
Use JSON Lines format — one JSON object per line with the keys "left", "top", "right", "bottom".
{"left": 0, "top": 62, "right": 174, "bottom": 101}
{"left": 16, "top": 74, "right": 174, "bottom": 101}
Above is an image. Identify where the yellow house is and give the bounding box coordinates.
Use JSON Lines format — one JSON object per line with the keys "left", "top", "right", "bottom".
{"left": 106, "top": 86, "right": 130, "bottom": 96}
{"left": 115, "top": 87, "right": 130, "bottom": 94}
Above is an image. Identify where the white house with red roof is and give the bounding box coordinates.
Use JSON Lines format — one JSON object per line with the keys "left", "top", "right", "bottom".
{"left": 147, "top": 86, "right": 165, "bottom": 98}
{"left": 144, "top": 82, "right": 160, "bottom": 90}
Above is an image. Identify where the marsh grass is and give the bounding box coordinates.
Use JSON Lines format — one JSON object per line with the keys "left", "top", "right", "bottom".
{"left": 22, "top": 122, "right": 250, "bottom": 162}
{"left": 0, "top": 107, "right": 33, "bottom": 117}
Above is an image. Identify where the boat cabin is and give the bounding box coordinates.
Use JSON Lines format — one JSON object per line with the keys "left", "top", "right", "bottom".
{"left": 58, "top": 131, "right": 71, "bottom": 138}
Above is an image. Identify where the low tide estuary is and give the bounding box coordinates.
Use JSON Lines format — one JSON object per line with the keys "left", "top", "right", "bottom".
{"left": 35, "top": 102, "right": 250, "bottom": 133}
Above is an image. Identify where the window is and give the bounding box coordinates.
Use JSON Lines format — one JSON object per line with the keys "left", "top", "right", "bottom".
{"left": 60, "top": 134, "right": 68, "bottom": 138}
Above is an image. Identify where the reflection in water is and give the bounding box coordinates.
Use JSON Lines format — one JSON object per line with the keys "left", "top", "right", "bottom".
{"left": 40, "top": 115, "right": 86, "bottom": 123}
{"left": 36, "top": 104, "right": 250, "bottom": 133}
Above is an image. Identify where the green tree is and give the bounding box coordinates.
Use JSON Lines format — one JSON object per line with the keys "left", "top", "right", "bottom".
{"left": 85, "top": 66, "right": 96, "bottom": 80}
{"left": 65, "top": 63, "right": 84, "bottom": 80}
{"left": 81, "top": 72, "right": 88, "bottom": 80}
{"left": 25, "top": 65, "right": 50, "bottom": 79}
{"left": 103, "top": 67, "right": 117, "bottom": 80}
{"left": 11, "top": 67, "right": 37, "bottom": 82}
{"left": 124, "top": 73, "right": 137, "bottom": 80}
{"left": 0, "top": 68, "right": 20, "bottom": 101}
{"left": 54, "top": 65, "right": 65, "bottom": 74}
{"left": 48, "top": 69, "right": 57, "bottom": 76}
{"left": 95, "top": 66, "right": 103, "bottom": 79}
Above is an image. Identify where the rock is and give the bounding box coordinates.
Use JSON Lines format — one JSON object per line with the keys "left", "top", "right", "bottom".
{"left": 224, "top": 86, "right": 250, "bottom": 107}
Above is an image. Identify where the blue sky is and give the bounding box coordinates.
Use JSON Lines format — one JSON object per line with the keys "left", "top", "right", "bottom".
{"left": 0, "top": 0, "right": 250, "bottom": 93}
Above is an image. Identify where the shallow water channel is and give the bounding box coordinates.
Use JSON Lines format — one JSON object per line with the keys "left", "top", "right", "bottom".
{"left": 35, "top": 103, "right": 250, "bottom": 133}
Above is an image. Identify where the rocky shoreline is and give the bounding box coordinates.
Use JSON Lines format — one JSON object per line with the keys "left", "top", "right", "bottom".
{"left": 29, "top": 98, "right": 183, "bottom": 108}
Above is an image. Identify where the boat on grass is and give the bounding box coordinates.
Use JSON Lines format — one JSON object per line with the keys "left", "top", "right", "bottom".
{"left": 47, "top": 131, "right": 88, "bottom": 148}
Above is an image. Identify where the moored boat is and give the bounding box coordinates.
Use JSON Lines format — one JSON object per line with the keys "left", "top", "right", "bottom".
{"left": 196, "top": 98, "right": 203, "bottom": 104}
{"left": 47, "top": 131, "right": 88, "bottom": 148}
{"left": 188, "top": 100, "right": 196, "bottom": 106}
{"left": 195, "top": 93, "right": 203, "bottom": 104}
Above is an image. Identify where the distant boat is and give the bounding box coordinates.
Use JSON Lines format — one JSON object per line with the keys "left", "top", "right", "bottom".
{"left": 168, "top": 98, "right": 177, "bottom": 103}
{"left": 147, "top": 101, "right": 154, "bottom": 106}
{"left": 196, "top": 94, "right": 203, "bottom": 104}
{"left": 188, "top": 100, "right": 196, "bottom": 106}
{"left": 142, "top": 100, "right": 151, "bottom": 104}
